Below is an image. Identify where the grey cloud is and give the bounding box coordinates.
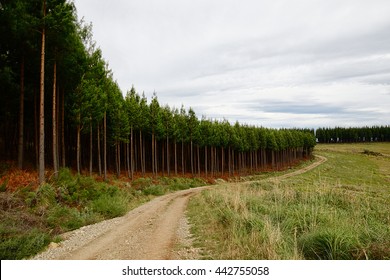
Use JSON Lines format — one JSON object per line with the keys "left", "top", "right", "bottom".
{"left": 246, "top": 101, "right": 346, "bottom": 115}
{"left": 74, "top": 0, "right": 390, "bottom": 128}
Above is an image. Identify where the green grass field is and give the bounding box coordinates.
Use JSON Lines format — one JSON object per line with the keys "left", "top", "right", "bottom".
{"left": 188, "top": 143, "right": 390, "bottom": 259}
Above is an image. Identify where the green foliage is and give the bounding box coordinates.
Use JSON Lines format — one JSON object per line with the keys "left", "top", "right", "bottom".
{"left": 316, "top": 126, "right": 390, "bottom": 143}
{"left": 90, "top": 194, "right": 128, "bottom": 219}
{"left": 298, "top": 229, "right": 358, "bottom": 260}
{"left": 47, "top": 205, "right": 84, "bottom": 232}
{"left": 142, "top": 185, "right": 166, "bottom": 196}
{"left": 0, "top": 227, "right": 50, "bottom": 260}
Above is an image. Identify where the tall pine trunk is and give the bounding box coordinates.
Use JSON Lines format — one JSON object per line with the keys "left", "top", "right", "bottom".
{"left": 76, "top": 116, "right": 81, "bottom": 174}
{"left": 89, "top": 120, "right": 93, "bottom": 176}
{"left": 38, "top": 0, "right": 46, "bottom": 184}
{"left": 174, "top": 140, "right": 177, "bottom": 176}
{"left": 221, "top": 147, "right": 224, "bottom": 176}
{"left": 130, "top": 126, "right": 134, "bottom": 179}
{"left": 18, "top": 55, "right": 25, "bottom": 169}
{"left": 61, "top": 89, "right": 65, "bottom": 167}
{"left": 197, "top": 145, "right": 200, "bottom": 177}
{"left": 154, "top": 135, "right": 158, "bottom": 176}
{"left": 139, "top": 131, "right": 144, "bottom": 176}
{"left": 205, "top": 146, "right": 208, "bottom": 177}
{"left": 103, "top": 111, "right": 107, "bottom": 181}
{"left": 116, "top": 141, "right": 120, "bottom": 177}
{"left": 181, "top": 139, "right": 184, "bottom": 175}
{"left": 97, "top": 124, "right": 101, "bottom": 176}
{"left": 166, "top": 135, "right": 170, "bottom": 176}
{"left": 190, "top": 139, "right": 194, "bottom": 176}
{"left": 151, "top": 133, "right": 155, "bottom": 176}
{"left": 34, "top": 90, "right": 38, "bottom": 168}
{"left": 52, "top": 59, "right": 58, "bottom": 178}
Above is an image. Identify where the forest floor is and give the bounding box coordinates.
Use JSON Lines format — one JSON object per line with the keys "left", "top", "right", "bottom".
{"left": 33, "top": 155, "right": 326, "bottom": 260}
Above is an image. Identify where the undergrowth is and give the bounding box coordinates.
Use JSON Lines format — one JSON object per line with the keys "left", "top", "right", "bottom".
{"left": 0, "top": 168, "right": 206, "bottom": 259}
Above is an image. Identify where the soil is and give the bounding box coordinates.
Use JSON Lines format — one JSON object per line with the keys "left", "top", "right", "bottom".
{"left": 33, "top": 155, "right": 326, "bottom": 260}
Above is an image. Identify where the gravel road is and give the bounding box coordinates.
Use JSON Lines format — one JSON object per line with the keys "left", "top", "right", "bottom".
{"left": 33, "top": 186, "right": 208, "bottom": 260}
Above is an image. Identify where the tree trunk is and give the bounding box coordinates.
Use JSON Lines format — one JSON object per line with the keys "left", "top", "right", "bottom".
{"left": 38, "top": 1, "right": 46, "bottom": 184}
{"left": 205, "top": 146, "right": 208, "bottom": 177}
{"left": 61, "top": 89, "right": 65, "bottom": 167}
{"left": 210, "top": 146, "right": 214, "bottom": 176}
{"left": 181, "top": 139, "right": 184, "bottom": 175}
{"left": 76, "top": 119, "right": 81, "bottom": 174}
{"left": 97, "top": 124, "right": 101, "bottom": 176}
{"left": 89, "top": 120, "right": 93, "bottom": 176}
{"left": 162, "top": 141, "right": 165, "bottom": 176}
{"left": 52, "top": 59, "right": 58, "bottom": 178}
{"left": 166, "top": 135, "right": 170, "bottom": 176}
{"left": 116, "top": 141, "right": 120, "bottom": 177}
{"left": 34, "top": 90, "right": 38, "bottom": 168}
{"left": 126, "top": 142, "right": 129, "bottom": 178}
{"left": 103, "top": 111, "right": 107, "bottom": 181}
{"left": 18, "top": 55, "right": 25, "bottom": 169}
{"left": 130, "top": 126, "right": 134, "bottom": 179}
{"left": 221, "top": 147, "right": 224, "bottom": 176}
{"left": 154, "top": 135, "right": 158, "bottom": 176}
{"left": 151, "top": 132, "right": 155, "bottom": 175}
{"left": 191, "top": 139, "right": 194, "bottom": 176}
{"left": 174, "top": 140, "right": 177, "bottom": 176}
{"left": 139, "top": 131, "right": 144, "bottom": 176}
{"left": 197, "top": 145, "right": 200, "bottom": 177}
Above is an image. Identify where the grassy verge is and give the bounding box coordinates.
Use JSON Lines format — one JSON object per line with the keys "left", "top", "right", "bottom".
{"left": 0, "top": 169, "right": 206, "bottom": 259}
{"left": 188, "top": 143, "right": 390, "bottom": 259}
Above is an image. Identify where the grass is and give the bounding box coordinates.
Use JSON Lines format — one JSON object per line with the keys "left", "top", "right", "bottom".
{"left": 0, "top": 168, "right": 207, "bottom": 259}
{"left": 188, "top": 143, "right": 390, "bottom": 259}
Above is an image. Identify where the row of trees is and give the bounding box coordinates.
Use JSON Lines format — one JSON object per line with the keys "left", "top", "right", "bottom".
{"left": 316, "top": 126, "right": 390, "bottom": 143}
{"left": 0, "top": 0, "right": 316, "bottom": 184}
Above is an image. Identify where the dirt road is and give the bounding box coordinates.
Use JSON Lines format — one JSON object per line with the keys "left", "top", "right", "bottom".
{"left": 33, "top": 155, "right": 326, "bottom": 260}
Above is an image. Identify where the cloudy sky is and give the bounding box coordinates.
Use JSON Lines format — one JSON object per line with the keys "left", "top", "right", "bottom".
{"left": 73, "top": 0, "right": 390, "bottom": 128}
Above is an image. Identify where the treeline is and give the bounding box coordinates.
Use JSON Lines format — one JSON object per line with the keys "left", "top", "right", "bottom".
{"left": 0, "top": 0, "right": 316, "bottom": 183}
{"left": 316, "top": 126, "right": 390, "bottom": 143}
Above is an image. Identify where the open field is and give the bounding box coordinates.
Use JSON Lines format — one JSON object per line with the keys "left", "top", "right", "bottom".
{"left": 188, "top": 143, "right": 390, "bottom": 259}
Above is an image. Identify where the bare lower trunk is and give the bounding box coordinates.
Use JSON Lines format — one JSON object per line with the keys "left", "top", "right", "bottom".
{"left": 191, "top": 140, "right": 193, "bottom": 176}
{"left": 139, "top": 131, "right": 144, "bottom": 175}
{"left": 174, "top": 140, "right": 177, "bottom": 176}
{"left": 18, "top": 56, "right": 24, "bottom": 169}
{"left": 116, "top": 141, "right": 120, "bottom": 178}
{"left": 166, "top": 135, "right": 170, "bottom": 176}
{"left": 52, "top": 59, "right": 58, "bottom": 178}
{"left": 197, "top": 145, "right": 200, "bottom": 177}
{"left": 181, "top": 139, "right": 184, "bottom": 175}
{"left": 221, "top": 147, "right": 224, "bottom": 176}
{"left": 205, "top": 146, "right": 208, "bottom": 177}
{"left": 130, "top": 126, "right": 134, "bottom": 179}
{"left": 89, "top": 121, "right": 93, "bottom": 176}
{"left": 97, "top": 124, "right": 101, "bottom": 176}
{"left": 152, "top": 133, "right": 155, "bottom": 176}
{"left": 61, "top": 89, "right": 65, "bottom": 167}
{"left": 76, "top": 121, "right": 81, "bottom": 174}
{"left": 34, "top": 91, "right": 38, "bottom": 168}
{"left": 104, "top": 112, "right": 107, "bottom": 181}
{"left": 39, "top": 5, "right": 46, "bottom": 184}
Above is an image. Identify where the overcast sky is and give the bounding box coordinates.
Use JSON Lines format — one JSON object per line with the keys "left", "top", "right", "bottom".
{"left": 72, "top": 0, "right": 390, "bottom": 128}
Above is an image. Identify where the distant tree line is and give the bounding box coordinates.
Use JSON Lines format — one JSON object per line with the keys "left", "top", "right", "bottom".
{"left": 0, "top": 0, "right": 316, "bottom": 184}
{"left": 316, "top": 126, "right": 390, "bottom": 143}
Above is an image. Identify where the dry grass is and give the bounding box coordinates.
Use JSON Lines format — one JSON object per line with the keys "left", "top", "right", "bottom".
{"left": 188, "top": 143, "right": 390, "bottom": 259}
